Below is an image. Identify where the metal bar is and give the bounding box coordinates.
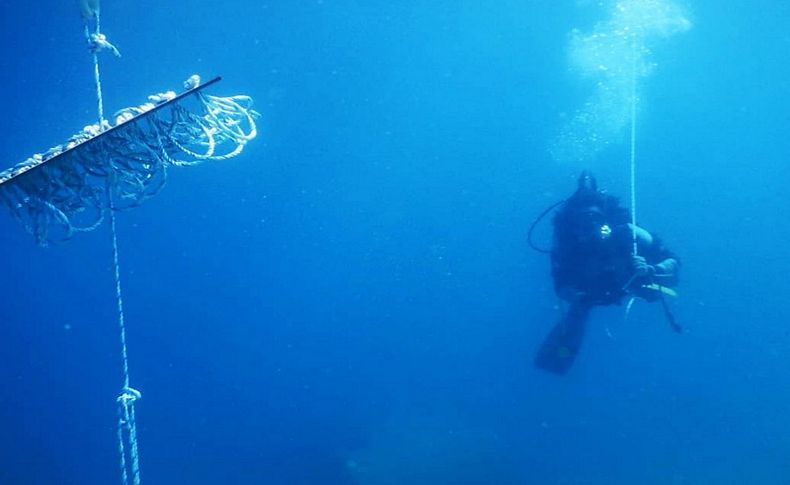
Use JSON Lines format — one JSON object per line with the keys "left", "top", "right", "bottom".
{"left": 0, "top": 76, "right": 222, "bottom": 186}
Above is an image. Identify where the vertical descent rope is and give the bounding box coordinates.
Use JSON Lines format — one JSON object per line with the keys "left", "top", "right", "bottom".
{"left": 109, "top": 188, "right": 142, "bottom": 485}
{"left": 629, "top": 39, "right": 638, "bottom": 256}
{"left": 85, "top": 6, "right": 142, "bottom": 483}
{"left": 85, "top": 12, "right": 105, "bottom": 127}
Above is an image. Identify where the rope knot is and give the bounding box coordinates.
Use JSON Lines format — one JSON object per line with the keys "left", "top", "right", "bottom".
{"left": 117, "top": 387, "right": 142, "bottom": 405}
{"left": 89, "top": 33, "right": 121, "bottom": 57}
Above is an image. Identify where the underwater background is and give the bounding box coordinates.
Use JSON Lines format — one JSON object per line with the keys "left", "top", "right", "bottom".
{"left": 1, "top": 0, "right": 789, "bottom": 483}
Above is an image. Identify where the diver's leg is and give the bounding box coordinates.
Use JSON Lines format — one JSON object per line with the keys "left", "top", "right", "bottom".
{"left": 533, "top": 302, "right": 592, "bottom": 375}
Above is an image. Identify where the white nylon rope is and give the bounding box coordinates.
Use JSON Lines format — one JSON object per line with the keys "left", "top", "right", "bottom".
{"left": 629, "top": 40, "right": 638, "bottom": 257}
{"left": 83, "top": 7, "right": 143, "bottom": 484}
{"left": 109, "top": 188, "right": 142, "bottom": 485}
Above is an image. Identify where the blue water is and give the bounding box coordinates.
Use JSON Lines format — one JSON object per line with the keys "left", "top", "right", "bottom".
{"left": 1, "top": 1, "right": 789, "bottom": 483}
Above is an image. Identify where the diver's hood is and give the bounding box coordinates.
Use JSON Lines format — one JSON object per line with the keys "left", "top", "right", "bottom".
{"left": 577, "top": 170, "right": 597, "bottom": 192}
{"left": 566, "top": 171, "right": 607, "bottom": 211}
{"left": 554, "top": 171, "right": 630, "bottom": 237}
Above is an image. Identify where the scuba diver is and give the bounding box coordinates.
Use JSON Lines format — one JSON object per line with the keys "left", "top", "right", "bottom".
{"left": 530, "top": 171, "right": 680, "bottom": 375}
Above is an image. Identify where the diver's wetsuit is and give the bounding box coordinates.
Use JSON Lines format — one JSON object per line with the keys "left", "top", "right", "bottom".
{"left": 551, "top": 223, "right": 677, "bottom": 307}
{"left": 534, "top": 173, "right": 678, "bottom": 375}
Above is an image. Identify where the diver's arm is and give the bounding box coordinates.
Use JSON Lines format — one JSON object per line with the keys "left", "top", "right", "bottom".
{"left": 627, "top": 224, "right": 679, "bottom": 281}
{"left": 627, "top": 224, "right": 653, "bottom": 246}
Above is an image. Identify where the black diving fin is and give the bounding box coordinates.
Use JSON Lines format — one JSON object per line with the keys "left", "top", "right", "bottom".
{"left": 534, "top": 303, "right": 591, "bottom": 375}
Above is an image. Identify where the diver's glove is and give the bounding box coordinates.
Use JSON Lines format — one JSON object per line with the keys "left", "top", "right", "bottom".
{"left": 631, "top": 255, "right": 655, "bottom": 278}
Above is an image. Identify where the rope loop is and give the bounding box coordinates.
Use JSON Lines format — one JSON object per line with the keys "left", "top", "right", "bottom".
{"left": 118, "top": 387, "right": 142, "bottom": 404}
